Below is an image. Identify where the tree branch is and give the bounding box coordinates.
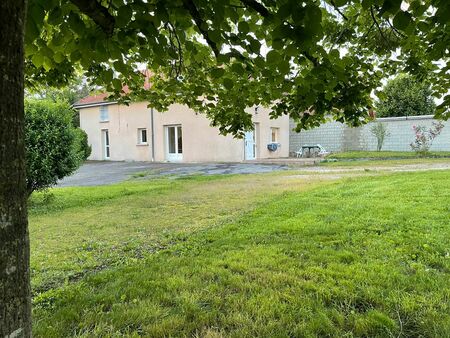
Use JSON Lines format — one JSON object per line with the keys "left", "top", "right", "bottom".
{"left": 360, "top": 21, "right": 376, "bottom": 41}
{"left": 240, "top": 0, "right": 270, "bottom": 17}
{"left": 330, "top": 0, "right": 348, "bottom": 21}
{"left": 329, "top": 27, "right": 348, "bottom": 52}
{"left": 182, "top": 0, "right": 220, "bottom": 57}
{"left": 166, "top": 21, "right": 184, "bottom": 77}
{"left": 284, "top": 20, "right": 320, "bottom": 67}
{"left": 304, "top": 52, "right": 320, "bottom": 67}
{"left": 386, "top": 19, "right": 406, "bottom": 39}
{"left": 70, "top": 0, "right": 115, "bottom": 36}
{"left": 370, "top": 6, "right": 389, "bottom": 46}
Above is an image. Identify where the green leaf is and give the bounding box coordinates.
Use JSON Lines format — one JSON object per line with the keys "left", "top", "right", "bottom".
{"left": 417, "top": 21, "right": 429, "bottom": 32}
{"left": 292, "top": 8, "right": 305, "bottom": 25}
{"left": 47, "top": 8, "right": 62, "bottom": 25}
{"left": 238, "top": 21, "right": 249, "bottom": 34}
{"left": 277, "top": 60, "right": 290, "bottom": 74}
{"left": 50, "top": 33, "right": 65, "bottom": 47}
{"left": 383, "top": 0, "right": 402, "bottom": 16}
{"left": 305, "top": 5, "right": 322, "bottom": 24}
{"left": 285, "top": 44, "right": 298, "bottom": 57}
{"left": 42, "top": 57, "right": 53, "bottom": 71}
{"left": 53, "top": 52, "right": 65, "bottom": 63}
{"left": 116, "top": 6, "right": 132, "bottom": 28}
{"left": 231, "top": 63, "right": 244, "bottom": 74}
{"left": 249, "top": 38, "right": 261, "bottom": 53}
{"left": 208, "top": 30, "right": 222, "bottom": 43}
{"left": 70, "top": 50, "right": 82, "bottom": 62}
{"left": 102, "top": 69, "right": 114, "bottom": 83}
{"left": 223, "top": 78, "right": 234, "bottom": 89}
{"left": 68, "top": 13, "right": 85, "bottom": 34}
{"left": 25, "top": 43, "right": 38, "bottom": 57}
{"left": 393, "top": 11, "right": 412, "bottom": 30}
{"left": 361, "top": 0, "right": 375, "bottom": 10}
{"left": 112, "top": 78, "right": 122, "bottom": 91}
{"left": 211, "top": 68, "right": 225, "bottom": 78}
{"left": 25, "top": 19, "right": 40, "bottom": 44}
{"left": 32, "top": 54, "right": 45, "bottom": 68}
{"left": 254, "top": 56, "right": 265, "bottom": 68}
{"left": 272, "top": 39, "right": 284, "bottom": 50}
{"left": 277, "top": 4, "right": 292, "bottom": 19}
{"left": 266, "top": 50, "right": 281, "bottom": 64}
{"left": 333, "top": 0, "right": 348, "bottom": 6}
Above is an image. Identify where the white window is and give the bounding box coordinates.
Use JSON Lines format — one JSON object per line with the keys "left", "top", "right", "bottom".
{"left": 99, "top": 106, "right": 109, "bottom": 122}
{"left": 165, "top": 125, "right": 183, "bottom": 161}
{"left": 138, "top": 128, "right": 148, "bottom": 144}
{"left": 102, "top": 129, "right": 110, "bottom": 159}
{"left": 271, "top": 127, "right": 279, "bottom": 143}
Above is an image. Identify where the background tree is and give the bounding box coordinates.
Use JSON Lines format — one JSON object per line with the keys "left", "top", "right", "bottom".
{"left": 26, "top": 74, "right": 91, "bottom": 126}
{"left": 376, "top": 74, "right": 436, "bottom": 118}
{"left": 25, "top": 99, "right": 90, "bottom": 195}
{"left": 3, "top": 0, "right": 450, "bottom": 335}
{"left": 27, "top": 74, "right": 90, "bottom": 105}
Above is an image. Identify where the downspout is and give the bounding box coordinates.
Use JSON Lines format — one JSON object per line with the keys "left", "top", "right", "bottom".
{"left": 150, "top": 107, "right": 155, "bottom": 162}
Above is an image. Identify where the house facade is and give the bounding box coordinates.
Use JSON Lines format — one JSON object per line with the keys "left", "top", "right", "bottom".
{"left": 75, "top": 97, "right": 289, "bottom": 162}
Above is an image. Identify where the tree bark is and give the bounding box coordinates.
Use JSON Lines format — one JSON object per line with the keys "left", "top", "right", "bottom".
{"left": 0, "top": 0, "right": 31, "bottom": 337}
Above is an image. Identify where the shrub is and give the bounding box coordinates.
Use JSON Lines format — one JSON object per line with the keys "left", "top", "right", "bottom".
{"left": 370, "top": 122, "right": 390, "bottom": 151}
{"left": 410, "top": 121, "right": 444, "bottom": 155}
{"left": 73, "top": 128, "right": 92, "bottom": 162}
{"left": 25, "top": 99, "right": 87, "bottom": 195}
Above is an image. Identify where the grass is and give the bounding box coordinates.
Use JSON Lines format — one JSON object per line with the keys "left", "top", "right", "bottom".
{"left": 320, "top": 157, "right": 450, "bottom": 168}
{"left": 31, "top": 170, "right": 450, "bottom": 337}
{"left": 29, "top": 173, "right": 327, "bottom": 294}
{"left": 325, "top": 151, "right": 450, "bottom": 160}
{"left": 323, "top": 151, "right": 450, "bottom": 165}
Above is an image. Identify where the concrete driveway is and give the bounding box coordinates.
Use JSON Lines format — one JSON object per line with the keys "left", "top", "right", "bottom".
{"left": 58, "top": 161, "right": 288, "bottom": 187}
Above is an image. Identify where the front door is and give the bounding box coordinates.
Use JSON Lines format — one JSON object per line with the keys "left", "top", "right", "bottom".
{"left": 166, "top": 125, "right": 183, "bottom": 161}
{"left": 102, "top": 129, "right": 110, "bottom": 160}
{"left": 244, "top": 129, "right": 256, "bottom": 160}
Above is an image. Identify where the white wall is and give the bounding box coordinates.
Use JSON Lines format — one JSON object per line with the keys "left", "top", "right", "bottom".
{"left": 79, "top": 102, "right": 290, "bottom": 162}
{"left": 290, "top": 115, "right": 450, "bottom": 153}
{"left": 359, "top": 116, "right": 450, "bottom": 151}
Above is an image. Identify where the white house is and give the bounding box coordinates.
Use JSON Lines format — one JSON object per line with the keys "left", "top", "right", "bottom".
{"left": 74, "top": 94, "right": 290, "bottom": 162}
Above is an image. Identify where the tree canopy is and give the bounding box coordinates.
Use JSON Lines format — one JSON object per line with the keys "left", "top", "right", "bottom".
{"left": 27, "top": 74, "right": 91, "bottom": 106}
{"left": 376, "top": 74, "right": 436, "bottom": 117}
{"left": 25, "top": 0, "right": 450, "bottom": 136}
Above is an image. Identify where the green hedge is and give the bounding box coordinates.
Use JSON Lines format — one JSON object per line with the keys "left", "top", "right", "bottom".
{"left": 25, "top": 99, "right": 90, "bottom": 194}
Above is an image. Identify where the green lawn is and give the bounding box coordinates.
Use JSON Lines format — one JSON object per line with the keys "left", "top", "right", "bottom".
{"left": 29, "top": 173, "right": 323, "bottom": 294}
{"left": 326, "top": 151, "right": 450, "bottom": 160}
{"left": 320, "top": 157, "right": 450, "bottom": 168}
{"left": 31, "top": 171, "right": 450, "bottom": 337}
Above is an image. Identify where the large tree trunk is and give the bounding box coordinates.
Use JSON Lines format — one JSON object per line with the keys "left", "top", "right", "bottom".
{"left": 0, "top": 0, "right": 31, "bottom": 337}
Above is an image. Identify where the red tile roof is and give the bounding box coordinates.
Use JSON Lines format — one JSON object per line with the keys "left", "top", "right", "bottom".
{"left": 74, "top": 93, "right": 111, "bottom": 106}
{"left": 74, "top": 70, "right": 153, "bottom": 107}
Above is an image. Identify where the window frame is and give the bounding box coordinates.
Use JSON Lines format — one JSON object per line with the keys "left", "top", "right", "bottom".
{"left": 137, "top": 128, "right": 148, "bottom": 145}
{"left": 102, "top": 129, "right": 110, "bottom": 159}
{"left": 270, "top": 127, "right": 279, "bottom": 143}
{"left": 99, "top": 105, "right": 109, "bottom": 122}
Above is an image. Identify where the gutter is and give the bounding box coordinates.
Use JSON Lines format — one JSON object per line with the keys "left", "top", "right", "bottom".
{"left": 150, "top": 107, "right": 155, "bottom": 162}
{"left": 73, "top": 101, "right": 118, "bottom": 109}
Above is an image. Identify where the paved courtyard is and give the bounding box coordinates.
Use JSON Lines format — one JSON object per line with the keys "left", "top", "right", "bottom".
{"left": 58, "top": 161, "right": 289, "bottom": 187}
{"left": 58, "top": 159, "right": 450, "bottom": 187}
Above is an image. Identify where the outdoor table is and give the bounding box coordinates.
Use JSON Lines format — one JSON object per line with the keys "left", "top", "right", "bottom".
{"left": 301, "top": 145, "right": 321, "bottom": 157}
